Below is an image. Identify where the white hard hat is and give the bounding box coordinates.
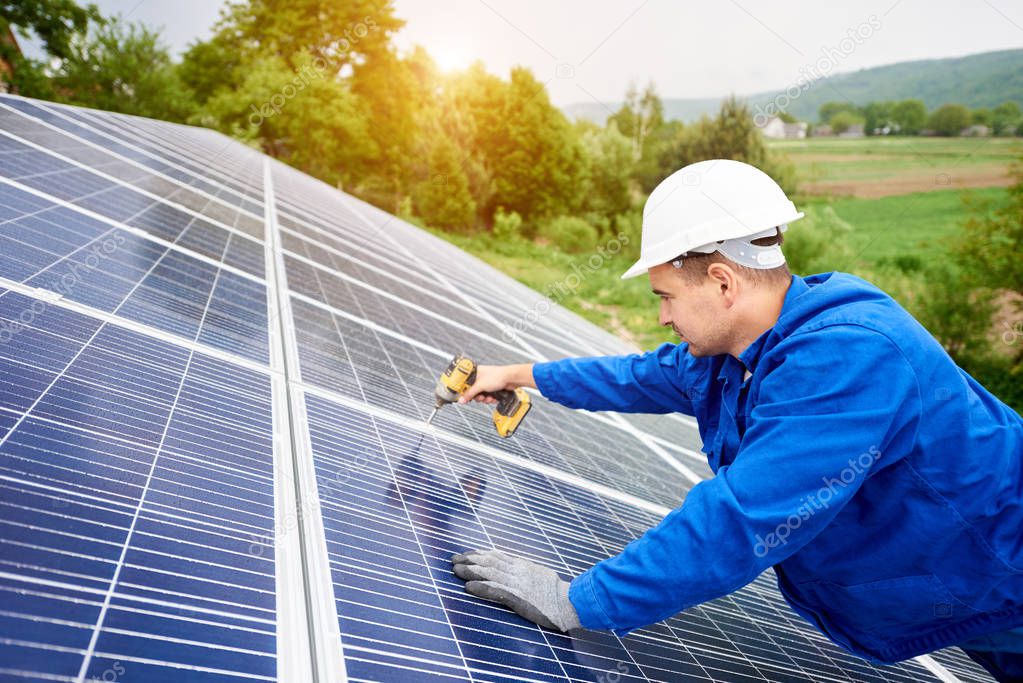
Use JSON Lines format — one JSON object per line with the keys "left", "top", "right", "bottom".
{"left": 621, "top": 159, "right": 804, "bottom": 279}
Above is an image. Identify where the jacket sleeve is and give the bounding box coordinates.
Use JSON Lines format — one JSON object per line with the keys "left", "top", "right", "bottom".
{"left": 567, "top": 325, "right": 922, "bottom": 634}
{"left": 531, "top": 342, "right": 710, "bottom": 416}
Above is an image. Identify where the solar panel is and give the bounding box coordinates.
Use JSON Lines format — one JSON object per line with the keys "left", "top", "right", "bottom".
{"left": 0, "top": 94, "right": 993, "bottom": 682}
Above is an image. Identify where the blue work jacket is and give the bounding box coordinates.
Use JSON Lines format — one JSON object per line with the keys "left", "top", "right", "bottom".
{"left": 532, "top": 272, "right": 1023, "bottom": 663}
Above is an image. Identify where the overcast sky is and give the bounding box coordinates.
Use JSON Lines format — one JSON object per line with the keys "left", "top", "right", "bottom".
{"left": 19, "top": 0, "right": 1023, "bottom": 106}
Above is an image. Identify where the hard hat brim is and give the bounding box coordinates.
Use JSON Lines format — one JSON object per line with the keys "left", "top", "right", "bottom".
{"left": 619, "top": 211, "right": 805, "bottom": 280}
{"left": 620, "top": 258, "right": 651, "bottom": 280}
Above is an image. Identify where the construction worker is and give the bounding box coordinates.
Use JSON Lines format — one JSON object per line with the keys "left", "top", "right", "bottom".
{"left": 451, "top": 159, "right": 1023, "bottom": 682}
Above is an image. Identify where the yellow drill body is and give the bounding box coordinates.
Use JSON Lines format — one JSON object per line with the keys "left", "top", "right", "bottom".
{"left": 427, "top": 354, "right": 531, "bottom": 438}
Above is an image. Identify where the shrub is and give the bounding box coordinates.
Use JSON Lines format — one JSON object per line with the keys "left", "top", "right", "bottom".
{"left": 782, "top": 205, "right": 857, "bottom": 275}
{"left": 537, "top": 215, "right": 598, "bottom": 253}
{"left": 492, "top": 207, "right": 524, "bottom": 241}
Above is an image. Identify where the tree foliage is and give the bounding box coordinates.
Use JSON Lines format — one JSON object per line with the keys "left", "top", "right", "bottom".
{"left": 1, "top": 0, "right": 99, "bottom": 96}
{"left": 577, "top": 121, "right": 634, "bottom": 218}
{"left": 828, "top": 110, "right": 864, "bottom": 134}
{"left": 927, "top": 103, "right": 971, "bottom": 136}
{"left": 51, "top": 16, "right": 196, "bottom": 121}
{"left": 12, "top": 0, "right": 796, "bottom": 240}
{"left": 955, "top": 160, "right": 1023, "bottom": 304}
{"left": 608, "top": 81, "right": 664, "bottom": 162}
{"left": 891, "top": 99, "right": 927, "bottom": 134}
{"left": 1, "top": 0, "right": 96, "bottom": 59}
{"left": 992, "top": 101, "right": 1022, "bottom": 135}
{"left": 818, "top": 101, "right": 859, "bottom": 124}
{"left": 657, "top": 97, "right": 796, "bottom": 195}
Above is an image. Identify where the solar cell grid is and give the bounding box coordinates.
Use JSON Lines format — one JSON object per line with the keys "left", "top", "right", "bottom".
{"left": 286, "top": 294, "right": 695, "bottom": 508}
{"left": 304, "top": 396, "right": 962, "bottom": 683}
{"left": 0, "top": 95, "right": 991, "bottom": 682}
{"left": 0, "top": 98, "right": 262, "bottom": 213}
{"left": 0, "top": 293, "right": 278, "bottom": 682}
{"left": 0, "top": 185, "right": 269, "bottom": 363}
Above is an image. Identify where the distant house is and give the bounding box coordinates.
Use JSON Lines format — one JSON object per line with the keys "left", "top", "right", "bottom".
{"left": 838, "top": 124, "right": 865, "bottom": 138}
{"left": 811, "top": 124, "right": 834, "bottom": 137}
{"left": 962, "top": 124, "right": 991, "bottom": 137}
{"left": 0, "top": 25, "right": 22, "bottom": 93}
{"left": 756, "top": 116, "right": 808, "bottom": 139}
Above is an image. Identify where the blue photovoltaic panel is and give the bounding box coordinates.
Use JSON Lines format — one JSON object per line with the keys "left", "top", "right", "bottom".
{"left": 0, "top": 179, "right": 269, "bottom": 363}
{"left": 303, "top": 396, "right": 972, "bottom": 683}
{"left": 287, "top": 295, "right": 695, "bottom": 509}
{"left": 0, "top": 97, "right": 265, "bottom": 218}
{"left": 0, "top": 94, "right": 993, "bottom": 683}
{"left": 0, "top": 291, "right": 277, "bottom": 681}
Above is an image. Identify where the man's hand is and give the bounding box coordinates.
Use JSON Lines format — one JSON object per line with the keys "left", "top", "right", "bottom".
{"left": 459, "top": 364, "right": 536, "bottom": 405}
{"left": 451, "top": 549, "right": 582, "bottom": 632}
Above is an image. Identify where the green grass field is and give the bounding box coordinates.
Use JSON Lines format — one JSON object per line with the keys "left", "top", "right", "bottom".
{"left": 770, "top": 136, "right": 1021, "bottom": 198}
{"left": 804, "top": 187, "right": 1008, "bottom": 268}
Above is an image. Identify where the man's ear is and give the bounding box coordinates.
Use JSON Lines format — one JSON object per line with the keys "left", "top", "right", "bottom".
{"left": 707, "top": 262, "right": 740, "bottom": 306}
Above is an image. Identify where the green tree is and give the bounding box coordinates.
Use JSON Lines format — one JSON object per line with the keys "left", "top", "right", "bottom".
{"left": 608, "top": 81, "right": 678, "bottom": 194}
{"left": 350, "top": 45, "right": 438, "bottom": 209}
{"left": 455, "top": 66, "right": 586, "bottom": 222}
{"left": 913, "top": 262, "right": 995, "bottom": 361}
{"left": 891, "top": 99, "right": 927, "bottom": 135}
{"left": 863, "top": 101, "right": 894, "bottom": 135}
{"left": 971, "top": 107, "right": 992, "bottom": 127}
{"left": 658, "top": 97, "right": 796, "bottom": 195}
{"left": 410, "top": 133, "right": 476, "bottom": 232}
{"left": 206, "top": 0, "right": 403, "bottom": 74}
{"left": 828, "top": 110, "right": 865, "bottom": 134}
{"left": 181, "top": 0, "right": 401, "bottom": 103}
{"left": 608, "top": 81, "right": 664, "bottom": 162}
{"left": 1, "top": 0, "right": 99, "bottom": 96}
{"left": 51, "top": 16, "right": 196, "bottom": 121}
{"left": 927, "top": 104, "right": 971, "bottom": 136}
{"left": 200, "top": 51, "right": 375, "bottom": 187}
{"left": 178, "top": 29, "right": 245, "bottom": 107}
{"left": 184, "top": 0, "right": 409, "bottom": 195}
{"left": 992, "top": 101, "right": 1022, "bottom": 136}
{"left": 439, "top": 62, "right": 503, "bottom": 225}
{"left": 955, "top": 159, "right": 1023, "bottom": 308}
{"left": 935, "top": 158, "right": 1023, "bottom": 410}
{"left": 1, "top": 0, "right": 96, "bottom": 58}
{"left": 818, "top": 101, "right": 860, "bottom": 124}
{"left": 633, "top": 118, "right": 682, "bottom": 193}
{"left": 577, "top": 120, "right": 634, "bottom": 218}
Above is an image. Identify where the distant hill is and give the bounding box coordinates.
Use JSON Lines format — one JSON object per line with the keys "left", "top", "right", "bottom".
{"left": 563, "top": 48, "right": 1023, "bottom": 124}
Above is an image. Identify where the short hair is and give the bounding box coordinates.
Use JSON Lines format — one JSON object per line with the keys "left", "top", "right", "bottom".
{"left": 670, "top": 228, "right": 791, "bottom": 287}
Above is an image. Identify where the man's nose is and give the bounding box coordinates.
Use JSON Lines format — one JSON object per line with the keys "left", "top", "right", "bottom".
{"left": 659, "top": 300, "right": 671, "bottom": 327}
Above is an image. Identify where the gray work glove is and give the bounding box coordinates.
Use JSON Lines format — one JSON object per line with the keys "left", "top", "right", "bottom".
{"left": 451, "top": 549, "right": 582, "bottom": 632}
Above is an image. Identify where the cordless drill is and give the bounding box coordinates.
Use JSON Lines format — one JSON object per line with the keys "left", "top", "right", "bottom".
{"left": 426, "top": 353, "right": 531, "bottom": 438}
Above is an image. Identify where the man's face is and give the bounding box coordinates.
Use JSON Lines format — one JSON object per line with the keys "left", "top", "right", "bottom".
{"left": 648, "top": 262, "right": 733, "bottom": 357}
